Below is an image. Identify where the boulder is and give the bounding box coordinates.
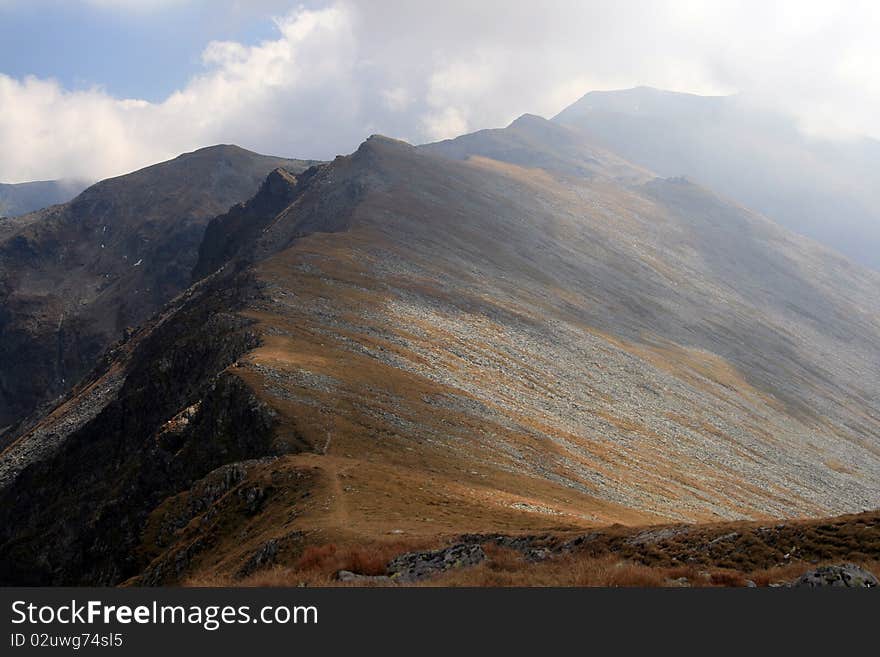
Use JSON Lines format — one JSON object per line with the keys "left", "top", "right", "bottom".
{"left": 336, "top": 570, "right": 392, "bottom": 584}
{"left": 792, "top": 564, "right": 878, "bottom": 588}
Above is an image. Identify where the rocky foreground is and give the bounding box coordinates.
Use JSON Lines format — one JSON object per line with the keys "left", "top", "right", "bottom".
{"left": 189, "top": 508, "right": 880, "bottom": 587}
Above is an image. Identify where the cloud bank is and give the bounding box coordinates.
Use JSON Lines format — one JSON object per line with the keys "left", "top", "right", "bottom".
{"left": 2, "top": 0, "right": 880, "bottom": 182}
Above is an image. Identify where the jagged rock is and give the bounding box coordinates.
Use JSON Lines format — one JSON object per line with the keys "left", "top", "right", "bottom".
{"left": 387, "top": 544, "right": 486, "bottom": 582}
{"left": 791, "top": 564, "right": 878, "bottom": 588}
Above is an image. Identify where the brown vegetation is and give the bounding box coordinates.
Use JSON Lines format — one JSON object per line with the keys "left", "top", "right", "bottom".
{"left": 181, "top": 509, "right": 879, "bottom": 588}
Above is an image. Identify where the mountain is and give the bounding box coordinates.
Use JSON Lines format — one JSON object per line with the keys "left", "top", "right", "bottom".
{"left": 1, "top": 117, "right": 878, "bottom": 585}
{"left": 553, "top": 86, "right": 880, "bottom": 270}
{"left": 420, "top": 112, "right": 651, "bottom": 182}
{"left": 0, "top": 145, "right": 317, "bottom": 431}
{"left": 0, "top": 179, "right": 89, "bottom": 219}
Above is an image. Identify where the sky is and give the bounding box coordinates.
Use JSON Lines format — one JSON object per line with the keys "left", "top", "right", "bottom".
{"left": 1, "top": 0, "right": 879, "bottom": 183}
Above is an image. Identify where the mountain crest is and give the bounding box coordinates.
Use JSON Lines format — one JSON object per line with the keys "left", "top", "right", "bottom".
{"left": 507, "top": 112, "right": 548, "bottom": 129}
{"left": 193, "top": 167, "right": 304, "bottom": 281}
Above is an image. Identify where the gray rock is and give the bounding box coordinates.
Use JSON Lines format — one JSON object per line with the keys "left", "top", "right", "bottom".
{"left": 559, "top": 532, "right": 599, "bottom": 553}
{"left": 792, "top": 564, "right": 878, "bottom": 588}
{"left": 466, "top": 534, "right": 556, "bottom": 561}
{"left": 626, "top": 526, "right": 690, "bottom": 546}
{"left": 336, "top": 570, "right": 392, "bottom": 584}
{"left": 708, "top": 531, "right": 739, "bottom": 546}
{"left": 386, "top": 543, "right": 486, "bottom": 582}
{"left": 666, "top": 576, "right": 691, "bottom": 587}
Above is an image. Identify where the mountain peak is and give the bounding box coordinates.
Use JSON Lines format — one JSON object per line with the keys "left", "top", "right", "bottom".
{"left": 556, "top": 86, "right": 727, "bottom": 123}
{"left": 175, "top": 143, "right": 255, "bottom": 161}
{"left": 508, "top": 113, "right": 549, "bottom": 129}
{"left": 357, "top": 134, "right": 414, "bottom": 153}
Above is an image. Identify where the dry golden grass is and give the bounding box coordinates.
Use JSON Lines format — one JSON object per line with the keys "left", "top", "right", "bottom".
{"left": 183, "top": 539, "right": 431, "bottom": 587}
{"left": 429, "top": 551, "right": 880, "bottom": 588}
{"left": 292, "top": 540, "right": 427, "bottom": 577}
{"left": 183, "top": 534, "right": 880, "bottom": 588}
{"left": 425, "top": 551, "right": 750, "bottom": 587}
{"left": 167, "top": 471, "right": 878, "bottom": 587}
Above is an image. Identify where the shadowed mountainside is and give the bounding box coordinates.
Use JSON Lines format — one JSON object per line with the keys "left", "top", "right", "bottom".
{"left": 1, "top": 118, "right": 879, "bottom": 585}
{"left": 554, "top": 86, "right": 880, "bottom": 271}
{"left": 0, "top": 145, "right": 317, "bottom": 431}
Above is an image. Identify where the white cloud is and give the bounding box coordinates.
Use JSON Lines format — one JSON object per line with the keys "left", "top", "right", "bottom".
{"left": 380, "top": 87, "right": 412, "bottom": 112}
{"left": 0, "top": 5, "right": 362, "bottom": 181}
{"left": 421, "top": 107, "right": 468, "bottom": 142}
{"left": 2, "top": 0, "right": 880, "bottom": 182}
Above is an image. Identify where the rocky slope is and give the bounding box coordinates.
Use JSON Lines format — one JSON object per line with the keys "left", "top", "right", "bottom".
{"left": 1, "top": 118, "right": 879, "bottom": 585}
{"left": 0, "top": 145, "right": 316, "bottom": 431}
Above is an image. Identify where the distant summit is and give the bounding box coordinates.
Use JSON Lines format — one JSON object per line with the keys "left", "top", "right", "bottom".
{"left": 420, "top": 111, "right": 651, "bottom": 182}
{"left": 0, "top": 179, "right": 89, "bottom": 218}
{"left": 553, "top": 86, "right": 880, "bottom": 270}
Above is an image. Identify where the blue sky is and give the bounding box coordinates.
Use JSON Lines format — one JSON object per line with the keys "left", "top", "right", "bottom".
{"left": 1, "top": 1, "right": 879, "bottom": 183}
{"left": 0, "top": 1, "right": 285, "bottom": 100}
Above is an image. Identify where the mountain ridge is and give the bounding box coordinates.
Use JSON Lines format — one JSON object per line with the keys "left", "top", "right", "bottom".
{"left": 2, "top": 119, "right": 879, "bottom": 584}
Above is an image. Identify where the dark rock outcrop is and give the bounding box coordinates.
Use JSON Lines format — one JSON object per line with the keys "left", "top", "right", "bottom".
{"left": 387, "top": 544, "right": 486, "bottom": 582}
{"left": 193, "top": 167, "right": 306, "bottom": 281}
{"left": 0, "top": 271, "right": 280, "bottom": 585}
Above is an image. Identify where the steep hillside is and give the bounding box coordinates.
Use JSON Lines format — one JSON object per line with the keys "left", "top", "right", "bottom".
{"left": 0, "top": 145, "right": 316, "bottom": 430}
{"left": 1, "top": 121, "right": 879, "bottom": 585}
{"left": 554, "top": 86, "right": 880, "bottom": 270}
{"left": 0, "top": 179, "right": 88, "bottom": 219}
